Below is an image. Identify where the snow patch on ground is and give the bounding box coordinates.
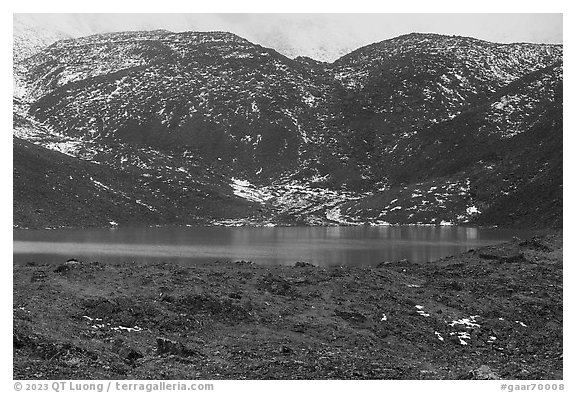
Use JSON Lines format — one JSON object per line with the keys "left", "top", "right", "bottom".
{"left": 415, "top": 305, "right": 430, "bottom": 317}
{"left": 449, "top": 315, "right": 481, "bottom": 329}
{"left": 325, "top": 207, "right": 342, "bottom": 222}
{"left": 230, "top": 178, "right": 273, "bottom": 204}
{"left": 466, "top": 206, "right": 480, "bottom": 215}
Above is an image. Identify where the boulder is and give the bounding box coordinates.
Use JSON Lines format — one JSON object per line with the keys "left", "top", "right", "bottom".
{"left": 235, "top": 260, "right": 255, "bottom": 265}
{"left": 520, "top": 237, "right": 552, "bottom": 252}
{"left": 55, "top": 258, "right": 82, "bottom": 274}
{"left": 279, "top": 345, "right": 293, "bottom": 355}
{"left": 377, "top": 258, "right": 411, "bottom": 268}
{"left": 54, "top": 264, "right": 71, "bottom": 274}
{"left": 469, "top": 365, "right": 501, "bottom": 380}
{"left": 256, "top": 273, "right": 295, "bottom": 296}
{"left": 113, "top": 338, "right": 143, "bottom": 365}
{"left": 156, "top": 337, "right": 199, "bottom": 357}
{"left": 294, "top": 261, "right": 315, "bottom": 268}
{"left": 478, "top": 244, "right": 524, "bottom": 263}
{"left": 228, "top": 292, "right": 242, "bottom": 300}
{"left": 334, "top": 309, "right": 367, "bottom": 324}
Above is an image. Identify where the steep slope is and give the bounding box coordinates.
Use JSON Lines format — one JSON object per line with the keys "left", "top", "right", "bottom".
{"left": 333, "top": 62, "right": 562, "bottom": 227}
{"left": 325, "top": 33, "right": 562, "bottom": 186}
{"left": 23, "top": 31, "right": 336, "bottom": 180}
{"left": 13, "top": 17, "right": 71, "bottom": 63}
{"left": 332, "top": 33, "right": 560, "bottom": 90}
{"left": 13, "top": 16, "right": 75, "bottom": 103}
{"left": 380, "top": 62, "right": 562, "bottom": 182}
{"left": 13, "top": 134, "right": 262, "bottom": 229}
{"left": 14, "top": 31, "right": 563, "bottom": 228}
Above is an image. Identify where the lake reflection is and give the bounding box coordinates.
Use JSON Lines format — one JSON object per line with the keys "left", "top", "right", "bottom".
{"left": 13, "top": 225, "right": 528, "bottom": 267}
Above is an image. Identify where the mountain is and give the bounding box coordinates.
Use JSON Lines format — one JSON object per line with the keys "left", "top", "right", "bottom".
{"left": 325, "top": 34, "right": 561, "bottom": 181}
{"left": 13, "top": 30, "right": 563, "bottom": 228}
{"left": 21, "top": 31, "right": 338, "bottom": 179}
{"left": 334, "top": 61, "right": 562, "bottom": 227}
{"left": 13, "top": 132, "right": 262, "bottom": 229}
{"left": 11, "top": 14, "right": 388, "bottom": 64}
{"left": 13, "top": 17, "right": 72, "bottom": 63}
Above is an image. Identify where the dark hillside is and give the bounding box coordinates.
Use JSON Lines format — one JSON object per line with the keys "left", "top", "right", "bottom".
{"left": 13, "top": 137, "right": 259, "bottom": 228}
{"left": 14, "top": 31, "right": 563, "bottom": 228}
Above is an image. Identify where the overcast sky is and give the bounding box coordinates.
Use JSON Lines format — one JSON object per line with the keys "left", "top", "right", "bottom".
{"left": 14, "top": 13, "right": 563, "bottom": 61}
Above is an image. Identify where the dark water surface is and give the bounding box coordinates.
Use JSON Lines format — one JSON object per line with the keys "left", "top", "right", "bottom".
{"left": 13, "top": 226, "right": 533, "bottom": 267}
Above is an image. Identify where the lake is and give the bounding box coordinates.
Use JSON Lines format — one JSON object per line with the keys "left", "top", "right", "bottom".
{"left": 12, "top": 225, "right": 534, "bottom": 267}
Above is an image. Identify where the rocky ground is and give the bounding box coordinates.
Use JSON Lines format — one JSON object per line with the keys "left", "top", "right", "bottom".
{"left": 13, "top": 232, "right": 562, "bottom": 380}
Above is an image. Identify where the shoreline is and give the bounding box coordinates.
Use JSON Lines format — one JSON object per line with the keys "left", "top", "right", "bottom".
{"left": 13, "top": 222, "right": 560, "bottom": 231}
{"left": 14, "top": 232, "right": 562, "bottom": 380}
{"left": 13, "top": 225, "right": 547, "bottom": 267}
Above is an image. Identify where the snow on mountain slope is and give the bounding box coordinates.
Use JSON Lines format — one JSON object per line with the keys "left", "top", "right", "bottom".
{"left": 328, "top": 34, "right": 562, "bottom": 146}
{"left": 13, "top": 17, "right": 72, "bottom": 63}
{"left": 22, "top": 31, "right": 336, "bottom": 181}
{"left": 332, "top": 33, "right": 561, "bottom": 90}
{"left": 484, "top": 63, "right": 562, "bottom": 138}
{"left": 13, "top": 31, "right": 563, "bottom": 228}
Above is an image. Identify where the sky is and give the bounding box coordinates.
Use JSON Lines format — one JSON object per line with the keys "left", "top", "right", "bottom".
{"left": 13, "top": 13, "right": 563, "bottom": 62}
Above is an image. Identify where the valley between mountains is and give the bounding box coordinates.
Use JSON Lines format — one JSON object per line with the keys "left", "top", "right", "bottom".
{"left": 13, "top": 31, "right": 562, "bottom": 229}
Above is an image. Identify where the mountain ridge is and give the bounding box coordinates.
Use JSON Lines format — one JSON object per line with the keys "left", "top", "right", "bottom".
{"left": 13, "top": 30, "right": 563, "bottom": 229}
